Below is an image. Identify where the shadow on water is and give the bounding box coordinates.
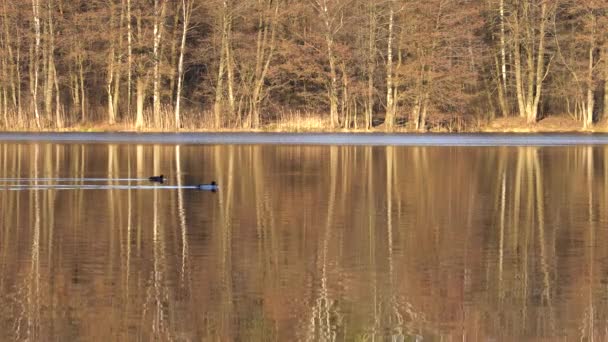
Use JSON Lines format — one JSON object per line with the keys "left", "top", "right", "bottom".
{"left": 1, "top": 143, "right": 608, "bottom": 340}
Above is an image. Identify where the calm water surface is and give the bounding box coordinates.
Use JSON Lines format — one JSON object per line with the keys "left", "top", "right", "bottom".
{"left": 0, "top": 143, "right": 607, "bottom": 341}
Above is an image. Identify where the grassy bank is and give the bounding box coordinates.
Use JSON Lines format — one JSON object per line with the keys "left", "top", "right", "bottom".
{"left": 2, "top": 110, "right": 607, "bottom": 133}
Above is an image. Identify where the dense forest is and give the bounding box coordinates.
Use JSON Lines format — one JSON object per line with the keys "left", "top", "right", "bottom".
{"left": 0, "top": 0, "right": 607, "bottom": 130}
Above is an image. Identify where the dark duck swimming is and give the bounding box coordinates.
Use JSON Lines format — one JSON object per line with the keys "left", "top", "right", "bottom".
{"left": 148, "top": 175, "right": 166, "bottom": 183}
{"left": 197, "top": 181, "right": 218, "bottom": 191}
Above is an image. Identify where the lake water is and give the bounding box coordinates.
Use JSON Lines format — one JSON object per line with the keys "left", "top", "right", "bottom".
{"left": 0, "top": 141, "right": 607, "bottom": 341}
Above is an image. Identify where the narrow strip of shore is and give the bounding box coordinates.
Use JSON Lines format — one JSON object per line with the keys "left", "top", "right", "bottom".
{"left": 1, "top": 132, "right": 608, "bottom": 146}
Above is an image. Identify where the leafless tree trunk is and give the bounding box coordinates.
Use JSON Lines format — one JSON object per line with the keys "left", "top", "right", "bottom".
{"left": 135, "top": 77, "right": 146, "bottom": 128}
{"left": 604, "top": 47, "right": 608, "bottom": 121}
{"left": 249, "top": 0, "right": 279, "bottom": 129}
{"left": 31, "top": 0, "right": 42, "bottom": 128}
{"left": 584, "top": 41, "right": 594, "bottom": 129}
{"left": 214, "top": 0, "right": 233, "bottom": 128}
{"left": 513, "top": 1, "right": 550, "bottom": 124}
{"left": 153, "top": 0, "right": 167, "bottom": 126}
{"left": 107, "top": 47, "right": 117, "bottom": 124}
{"left": 499, "top": 0, "right": 507, "bottom": 92}
{"left": 78, "top": 54, "right": 85, "bottom": 122}
{"left": 127, "top": 0, "right": 132, "bottom": 120}
{"left": 385, "top": 0, "right": 395, "bottom": 129}
{"left": 175, "top": 0, "right": 193, "bottom": 128}
{"left": 313, "top": 0, "right": 341, "bottom": 128}
{"left": 366, "top": 1, "right": 376, "bottom": 130}
{"left": 46, "top": 0, "right": 63, "bottom": 128}
{"left": 1, "top": 0, "right": 18, "bottom": 118}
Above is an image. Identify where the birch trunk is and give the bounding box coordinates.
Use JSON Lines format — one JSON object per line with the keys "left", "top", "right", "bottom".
{"left": 78, "top": 55, "right": 85, "bottom": 122}
{"left": 529, "top": 2, "right": 547, "bottom": 124}
{"left": 499, "top": 0, "right": 507, "bottom": 92}
{"left": 127, "top": 0, "right": 132, "bottom": 119}
{"left": 604, "top": 47, "right": 608, "bottom": 120}
{"left": 385, "top": 0, "right": 395, "bottom": 129}
{"left": 213, "top": 0, "right": 229, "bottom": 128}
{"left": 495, "top": 55, "right": 508, "bottom": 117}
{"left": 250, "top": 0, "right": 279, "bottom": 129}
{"left": 153, "top": 0, "right": 166, "bottom": 126}
{"left": 153, "top": 0, "right": 160, "bottom": 125}
{"left": 47, "top": 0, "right": 61, "bottom": 128}
{"left": 31, "top": 0, "right": 42, "bottom": 128}
{"left": 44, "top": 21, "right": 52, "bottom": 119}
{"left": 2, "top": 0, "right": 17, "bottom": 113}
{"left": 107, "top": 49, "right": 116, "bottom": 124}
{"left": 168, "top": 4, "right": 181, "bottom": 104}
{"left": 513, "top": 14, "right": 526, "bottom": 118}
{"left": 175, "top": 0, "right": 192, "bottom": 129}
{"left": 106, "top": 1, "right": 118, "bottom": 124}
{"left": 225, "top": 19, "right": 235, "bottom": 118}
{"left": 214, "top": 0, "right": 231, "bottom": 128}
{"left": 513, "top": 2, "right": 549, "bottom": 124}
{"left": 135, "top": 78, "right": 146, "bottom": 129}
{"left": 326, "top": 33, "right": 339, "bottom": 128}
{"left": 16, "top": 33, "right": 21, "bottom": 118}
{"left": 366, "top": 2, "right": 376, "bottom": 130}
{"left": 584, "top": 42, "right": 594, "bottom": 129}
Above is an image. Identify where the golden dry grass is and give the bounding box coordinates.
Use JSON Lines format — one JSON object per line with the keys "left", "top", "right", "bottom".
{"left": 2, "top": 108, "right": 608, "bottom": 133}
{"left": 480, "top": 114, "right": 608, "bottom": 133}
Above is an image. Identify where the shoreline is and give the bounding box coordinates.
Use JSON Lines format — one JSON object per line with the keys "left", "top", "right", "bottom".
{"left": 1, "top": 131, "right": 608, "bottom": 146}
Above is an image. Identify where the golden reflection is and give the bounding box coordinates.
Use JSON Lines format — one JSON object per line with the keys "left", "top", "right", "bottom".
{"left": 1, "top": 144, "right": 608, "bottom": 340}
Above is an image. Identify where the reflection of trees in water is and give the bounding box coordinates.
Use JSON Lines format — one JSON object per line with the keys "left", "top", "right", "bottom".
{"left": 307, "top": 146, "right": 339, "bottom": 342}
{"left": 3, "top": 145, "right": 608, "bottom": 340}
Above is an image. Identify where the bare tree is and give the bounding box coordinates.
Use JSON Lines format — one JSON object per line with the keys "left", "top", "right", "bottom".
{"left": 175, "top": 0, "right": 194, "bottom": 128}
{"left": 512, "top": 0, "right": 553, "bottom": 124}
{"left": 31, "top": 0, "right": 42, "bottom": 128}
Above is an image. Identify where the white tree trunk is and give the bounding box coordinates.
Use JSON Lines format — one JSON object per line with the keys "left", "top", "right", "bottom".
{"left": 366, "top": 2, "right": 376, "bottom": 130}
{"left": 584, "top": 43, "right": 594, "bottom": 129}
{"left": 499, "top": 0, "right": 507, "bottom": 91}
{"left": 127, "top": 0, "right": 132, "bottom": 119}
{"left": 175, "top": 0, "right": 192, "bottom": 129}
{"left": 385, "top": 0, "right": 395, "bottom": 129}
{"left": 31, "top": 0, "right": 41, "bottom": 128}
{"left": 153, "top": 0, "right": 166, "bottom": 126}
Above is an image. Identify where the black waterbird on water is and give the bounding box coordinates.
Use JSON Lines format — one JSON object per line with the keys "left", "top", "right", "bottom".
{"left": 148, "top": 175, "right": 166, "bottom": 183}
{"left": 197, "top": 181, "right": 218, "bottom": 191}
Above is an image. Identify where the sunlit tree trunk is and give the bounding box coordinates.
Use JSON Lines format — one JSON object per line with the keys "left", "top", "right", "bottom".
{"left": 495, "top": 55, "right": 509, "bottom": 117}
{"left": 499, "top": 0, "right": 507, "bottom": 92}
{"left": 326, "top": 32, "right": 339, "bottom": 128}
{"left": 78, "top": 54, "right": 86, "bottom": 122}
{"left": 1, "top": 0, "right": 18, "bottom": 119}
{"left": 604, "top": 47, "right": 608, "bottom": 120}
{"left": 45, "top": 0, "right": 62, "bottom": 129}
{"left": 249, "top": 0, "right": 279, "bottom": 129}
{"left": 168, "top": 3, "right": 181, "bottom": 105}
{"left": 214, "top": 0, "right": 232, "bottom": 128}
{"left": 126, "top": 0, "right": 132, "bottom": 120}
{"left": 214, "top": 48, "right": 225, "bottom": 128}
{"left": 495, "top": 0, "right": 509, "bottom": 117}
{"left": 385, "top": 0, "right": 395, "bottom": 129}
{"left": 513, "top": 13, "right": 525, "bottom": 120}
{"left": 530, "top": 2, "right": 547, "bottom": 124}
{"left": 175, "top": 0, "right": 192, "bottom": 129}
{"left": 366, "top": 2, "right": 376, "bottom": 130}
{"left": 107, "top": 47, "right": 117, "bottom": 124}
{"left": 225, "top": 21, "right": 235, "bottom": 120}
{"left": 153, "top": 0, "right": 167, "bottom": 126}
{"left": 44, "top": 4, "right": 52, "bottom": 120}
{"left": 314, "top": 0, "right": 340, "bottom": 128}
{"left": 31, "top": 0, "right": 42, "bottom": 128}
{"left": 584, "top": 42, "right": 594, "bottom": 129}
{"left": 513, "top": 1, "right": 549, "bottom": 124}
{"left": 135, "top": 78, "right": 146, "bottom": 128}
